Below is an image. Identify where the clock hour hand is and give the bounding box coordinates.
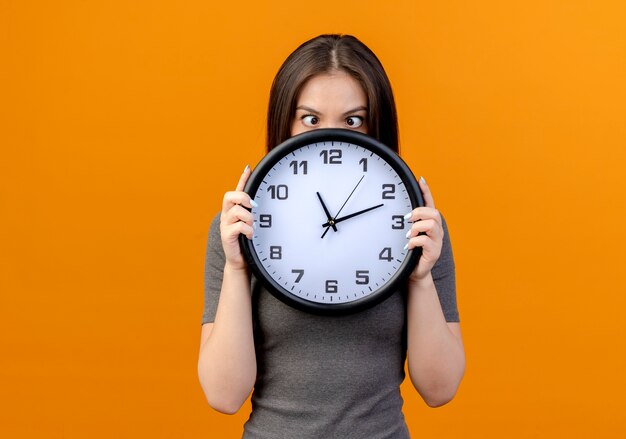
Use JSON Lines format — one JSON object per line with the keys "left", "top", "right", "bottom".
{"left": 316, "top": 192, "right": 337, "bottom": 232}
{"left": 321, "top": 203, "right": 384, "bottom": 228}
{"left": 321, "top": 175, "right": 366, "bottom": 239}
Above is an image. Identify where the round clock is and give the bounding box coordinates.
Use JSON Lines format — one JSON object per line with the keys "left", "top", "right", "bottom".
{"left": 239, "top": 129, "right": 424, "bottom": 315}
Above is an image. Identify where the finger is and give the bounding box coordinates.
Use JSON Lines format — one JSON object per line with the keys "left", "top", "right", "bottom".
{"left": 405, "top": 234, "right": 442, "bottom": 258}
{"left": 404, "top": 235, "right": 432, "bottom": 251}
{"left": 418, "top": 176, "right": 435, "bottom": 209}
{"left": 221, "top": 204, "right": 254, "bottom": 226}
{"left": 404, "top": 206, "right": 441, "bottom": 225}
{"left": 406, "top": 218, "right": 442, "bottom": 239}
{"left": 222, "top": 190, "right": 257, "bottom": 212}
{"left": 222, "top": 220, "right": 254, "bottom": 241}
{"left": 236, "top": 164, "right": 252, "bottom": 192}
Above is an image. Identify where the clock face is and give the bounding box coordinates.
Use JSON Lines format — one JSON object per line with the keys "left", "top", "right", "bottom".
{"left": 240, "top": 129, "right": 423, "bottom": 315}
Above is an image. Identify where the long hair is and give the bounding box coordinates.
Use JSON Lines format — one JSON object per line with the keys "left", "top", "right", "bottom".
{"left": 266, "top": 34, "right": 399, "bottom": 153}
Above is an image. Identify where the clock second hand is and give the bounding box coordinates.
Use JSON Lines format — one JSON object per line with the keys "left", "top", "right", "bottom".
{"left": 321, "top": 175, "right": 365, "bottom": 239}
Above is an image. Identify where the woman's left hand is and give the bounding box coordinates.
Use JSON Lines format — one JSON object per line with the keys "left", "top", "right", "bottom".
{"left": 405, "top": 177, "right": 444, "bottom": 282}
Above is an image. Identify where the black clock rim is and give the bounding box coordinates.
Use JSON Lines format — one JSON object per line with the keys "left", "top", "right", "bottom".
{"left": 239, "top": 129, "right": 424, "bottom": 316}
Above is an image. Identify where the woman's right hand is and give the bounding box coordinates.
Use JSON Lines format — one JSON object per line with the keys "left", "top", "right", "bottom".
{"left": 220, "top": 165, "right": 256, "bottom": 270}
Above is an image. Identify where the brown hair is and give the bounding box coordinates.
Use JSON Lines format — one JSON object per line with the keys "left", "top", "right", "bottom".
{"left": 266, "top": 34, "right": 399, "bottom": 153}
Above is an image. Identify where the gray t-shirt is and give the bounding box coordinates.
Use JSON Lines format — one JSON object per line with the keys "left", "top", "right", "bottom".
{"left": 203, "top": 213, "right": 459, "bottom": 438}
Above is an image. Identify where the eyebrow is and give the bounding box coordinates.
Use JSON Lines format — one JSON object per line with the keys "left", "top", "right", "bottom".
{"left": 295, "top": 105, "right": 368, "bottom": 116}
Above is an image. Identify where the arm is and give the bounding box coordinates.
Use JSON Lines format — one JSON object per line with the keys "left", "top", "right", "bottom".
{"left": 197, "top": 166, "right": 257, "bottom": 414}
{"left": 405, "top": 178, "right": 466, "bottom": 407}
{"left": 406, "top": 275, "right": 465, "bottom": 407}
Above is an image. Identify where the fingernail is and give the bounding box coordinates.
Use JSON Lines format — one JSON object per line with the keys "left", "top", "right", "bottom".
{"left": 403, "top": 243, "right": 409, "bottom": 251}
{"left": 405, "top": 230, "right": 411, "bottom": 238}
{"left": 250, "top": 199, "right": 259, "bottom": 208}
{"left": 420, "top": 176, "right": 426, "bottom": 185}
{"left": 244, "top": 164, "right": 250, "bottom": 173}
{"left": 403, "top": 212, "right": 412, "bottom": 220}
{"left": 252, "top": 222, "right": 256, "bottom": 230}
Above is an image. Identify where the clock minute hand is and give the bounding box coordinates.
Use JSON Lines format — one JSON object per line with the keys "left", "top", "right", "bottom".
{"left": 316, "top": 192, "right": 337, "bottom": 232}
{"left": 322, "top": 203, "right": 384, "bottom": 228}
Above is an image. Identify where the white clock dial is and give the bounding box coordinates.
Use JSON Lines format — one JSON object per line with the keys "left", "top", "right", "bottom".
{"left": 241, "top": 130, "right": 422, "bottom": 315}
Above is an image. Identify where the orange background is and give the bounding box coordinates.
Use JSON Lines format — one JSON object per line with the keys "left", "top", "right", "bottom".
{"left": 2, "top": 1, "right": 625, "bottom": 437}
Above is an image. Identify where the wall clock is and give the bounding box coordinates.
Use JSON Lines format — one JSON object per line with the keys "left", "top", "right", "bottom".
{"left": 240, "top": 129, "right": 423, "bottom": 315}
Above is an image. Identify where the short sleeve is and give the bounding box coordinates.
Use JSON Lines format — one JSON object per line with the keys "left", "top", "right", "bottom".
{"left": 202, "top": 213, "right": 225, "bottom": 324}
{"left": 431, "top": 215, "right": 460, "bottom": 322}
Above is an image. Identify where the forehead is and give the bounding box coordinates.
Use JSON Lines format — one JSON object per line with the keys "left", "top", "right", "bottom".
{"left": 296, "top": 71, "right": 367, "bottom": 107}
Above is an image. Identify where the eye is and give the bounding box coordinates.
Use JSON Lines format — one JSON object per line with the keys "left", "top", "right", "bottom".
{"left": 345, "top": 116, "right": 364, "bottom": 128}
{"left": 301, "top": 115, "right": 320, "bottom": 127}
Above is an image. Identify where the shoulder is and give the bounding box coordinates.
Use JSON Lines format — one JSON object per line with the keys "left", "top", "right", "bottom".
{"left": 207, "top": 212, "right": 223, "bottom": 247}
{"left": 205, "top": 212, "right": 226, "bottom": 268}
{"left": 210, "top": 211, "right": 221, "bottom": 233}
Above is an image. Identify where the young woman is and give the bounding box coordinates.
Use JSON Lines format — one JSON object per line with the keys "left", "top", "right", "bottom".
{"left": 198, "top": 34, "right": 465, "bottom": 438}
